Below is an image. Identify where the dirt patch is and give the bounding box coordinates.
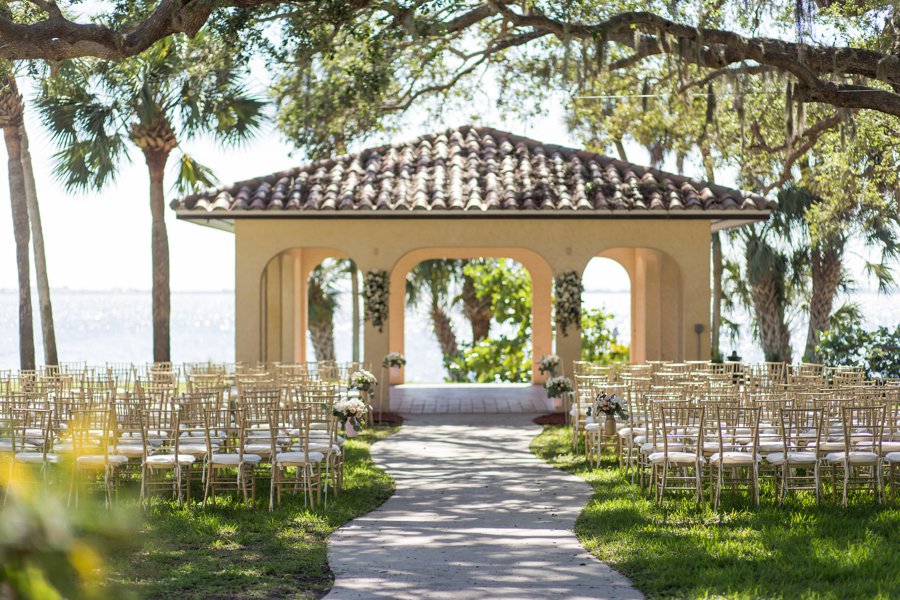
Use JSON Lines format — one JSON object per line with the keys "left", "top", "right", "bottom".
{"left": 372, "top": 412, "right": 405, "bottom": 426}
{"left": 532, "top": 412, "right": 567, "bottom": 426}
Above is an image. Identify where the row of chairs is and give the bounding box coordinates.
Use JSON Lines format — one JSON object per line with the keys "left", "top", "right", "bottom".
{"left": 1, "top": 364, "right": 374, "bottom": 511}
{"left": 571, "top": 361, "right": 900, "bottom": 507}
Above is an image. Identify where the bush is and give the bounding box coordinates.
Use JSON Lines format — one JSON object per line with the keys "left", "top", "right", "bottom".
{"left": 817, "top": 315, "right": 900, "bottom": 378}
{"left": 581, "top": 307, "right": 629, "bottom": 364}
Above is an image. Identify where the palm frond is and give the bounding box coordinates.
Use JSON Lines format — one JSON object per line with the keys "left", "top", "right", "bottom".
{"left": 172, "top": 153, "right": 219, "bottom": 194}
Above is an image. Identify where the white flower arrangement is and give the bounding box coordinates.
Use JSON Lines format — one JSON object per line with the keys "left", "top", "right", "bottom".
{"left": 554, "top": 271, "right": 583, "bottom": 337}
{"left": 364, "top": 270, "right": 389, "bottom": 332}
{"left": 333, "top": 392, "right": 368, "bottom": 426}
{"left": 539, "top": 354, "right": 561, "bottom": 377}
{"left": 591, "top": 393, "right": 628, "bottom": 420}
{"left": 544, "top": 375, "right": 574, "bottom": 399}
{"left": 382, "top": 352, "right": 407, "bottom": 369}
{"left": 349, "top": 369, "right": 378, "bottom": 392}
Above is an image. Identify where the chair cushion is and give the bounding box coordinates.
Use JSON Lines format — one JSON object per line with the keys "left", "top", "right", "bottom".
{"left": 812, "top": 441, "right": 846, "bottom": 452}
{"left": 145, "top": 454, "right": 196, "bottom": 466}
{"left": 766, "top": 451, "right": 817, "bottom": 465}
{"left": 76, "top": 454, "right": 128, "bottom": 466}
{"left": 584, "top": 423, "right": 600, "bottom": 431}
{"left": 709, "top": 452, "right": 760, "bottom": 465}
{"left": 179, "top": 444, "right": 215, "bottom": 457}
{"left": 824, "top": 451, "right": 879, "bottom": 464}
{"left": 113, "top": 444, "right": 144, "bottom": 458}
{"left": 244, "top": 443, "right": 273, "bottom": 456}
{"left": 209, "top": 453, "right": 261, "bottom": 466}
{"left": 15, "top": 452, "right": 59, "bottom": 464}
{"left": 306, "top": 442, "right": 341, "bottom": 453}
{"left": 857, "top": 441, "right": 900, "bottom": 454}
{"left": 275, "top": 451, "right": 324, "bottom": 464}
{"left": 756, "top": 441, "right": 784, "bottom": 453}
{"left": 648, "top": 451, "right": 700, "bottom": 464}
{"left": 885, "top": 452, "right": 900, "bottom": 464}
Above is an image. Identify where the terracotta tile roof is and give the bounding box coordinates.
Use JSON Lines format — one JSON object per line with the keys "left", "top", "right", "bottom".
{"left": 171, "top": 126, "right": 773, "bottom": 217}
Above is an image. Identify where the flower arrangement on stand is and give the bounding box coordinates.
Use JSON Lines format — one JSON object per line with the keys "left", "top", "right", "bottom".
{"left": 348, "top": 369, "right": 378, "bottom": 423}
{"left": 363, "top": 270, "right": 389, "bottom": 332}
{"left": 332, "top": 391, "right": 369, "bottom": 438}
{"left": 590, "top": 392, "right": 628, "bottom": 435}
{"left": 544, "top": 375, "right": 574, "bottom": 411}
{"left": 349, "top": 369, "right": 378, "bottom": 393}
{"left": 554, "top": 271, "right": 583, "bottom": 336}
{"left": 382, "top": 352, "right": 406, "bottom": 369}
{"left": 539, "top": 354, "right": 561, "bottom": 377}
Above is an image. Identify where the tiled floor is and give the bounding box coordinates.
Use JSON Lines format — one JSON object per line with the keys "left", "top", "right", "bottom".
{"left": 388, "top": 383, "right": 555, "bottom": 414}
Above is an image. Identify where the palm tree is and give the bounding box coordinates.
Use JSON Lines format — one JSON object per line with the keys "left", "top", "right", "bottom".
{"left": 21, "top": 123, "right": 59, "bottom": 366}
{"left": 407, "top": 260, "right": 462, "bottom": 363}
{"left": 776, "top": 186, "right": 900, "bottom": 362}
{"left": 0, "top": 73, "right": 34, "bottom": 369}
{"left": 461, "top": 268, "right": 493, "bottom": 342}
{"left": 37, "top": 34, "right": 263, "bottom": 362}
{"left": 308, "top": 261, "right": 342, "bottom": 362}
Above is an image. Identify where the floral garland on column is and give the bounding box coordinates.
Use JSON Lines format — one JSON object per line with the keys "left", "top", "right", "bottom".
{"left": 363, "top": 270, "right": 389, "bottom": 333}
{"left": 554, "top": 271, "right": 583, "bottom": 337}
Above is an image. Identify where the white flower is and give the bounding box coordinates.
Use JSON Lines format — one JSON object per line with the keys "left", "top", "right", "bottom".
{"left": 349, "top": 369, "right": 378, "bottom": 391}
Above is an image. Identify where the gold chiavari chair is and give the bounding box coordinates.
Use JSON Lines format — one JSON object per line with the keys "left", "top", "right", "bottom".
{"left": 768, "top": 408, "right": 824, "bottom": 503}
{"left": 139, "top": 406, "right": 194, "bottom": 507}
{"left": 822, "top": 405, "right": 885, "bottom": 507}
{"left": 269, "top": 405, "right": 323, "bottom": 510}
{"left": 649, "top": 404, "right": 705, "bottom": 504}
{"left": 202, "top": 407, "right": 261, "bottom": 507}
{"left": 707, "top": 405, "right": 762, "bottom": 508}
{"left": 69, "top": 406, "right": 127, "bottom": 509}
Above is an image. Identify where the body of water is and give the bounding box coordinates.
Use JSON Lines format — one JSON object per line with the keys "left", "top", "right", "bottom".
{"left": 0, "top": 289, "right": 896, "bottom": 380}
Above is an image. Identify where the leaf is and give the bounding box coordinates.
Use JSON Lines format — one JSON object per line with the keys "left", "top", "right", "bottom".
{"left": 172, "top": 153, "right": 219, "bottom": 194}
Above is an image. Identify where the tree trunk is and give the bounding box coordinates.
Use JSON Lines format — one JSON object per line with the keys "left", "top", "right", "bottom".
{"left": 804, "top": 247, "right": 842, "bottom": 362}
{"left": 21, "top": 125, "right": 58, "bottom": 365}
{"left": 462, "top": 274, "right": 492, "bottom": 342}
{"left": 701, "top": 144, "right": 721, "bottom": 361}
{"left": 145, "top": 151, "right": 171, "bottom": 363}
{"left": 3, "top": 123, "right": 35, "bottom": 370}
{"left": 430, "top": 301, "right": 458, "bottom": 357}
{"left": 746, "top": 242, "right": 792, "bottom": 363}
{"left": 308, "top": 276, "right": 336, "bottom": 362}
{"left": 711, "top": 231, "right": 723, "bottom": 360}
{"left": 351, "top": 262, "right": 360, "bottom": 362}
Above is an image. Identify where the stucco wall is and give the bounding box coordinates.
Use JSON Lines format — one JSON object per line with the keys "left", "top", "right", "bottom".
{"left": 235, "top": 218, "right": 711, "bottom": 399}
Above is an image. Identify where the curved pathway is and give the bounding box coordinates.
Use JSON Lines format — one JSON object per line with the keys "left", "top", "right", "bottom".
{"left": 325, "top": 413, "right": 643, "bottom": 599}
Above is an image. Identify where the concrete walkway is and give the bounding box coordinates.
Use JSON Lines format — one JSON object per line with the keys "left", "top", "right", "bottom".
{"left": 325, "top": 414, "right": 643, "bottom": 600}
{"left": 389, "top": 384, "right": 554, "bottom": 414}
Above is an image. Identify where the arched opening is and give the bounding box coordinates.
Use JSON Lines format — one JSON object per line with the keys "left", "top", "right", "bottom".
{"left": 305, "top": 258, "right": 364, "bottom": 364}
{"left": 258, "top": 248, "right": 362, "bottom": 364}
{"left": 403, "top": 257, "right": 533, "bottom": 383}
{"left": 581, "top": 257, "right": 631, "bottom": 364}
{"left": 388, "top": 248, "right": 554, "bottom": 384}
{"left": 589, "top": 247, "right": 685, "bottom": 363}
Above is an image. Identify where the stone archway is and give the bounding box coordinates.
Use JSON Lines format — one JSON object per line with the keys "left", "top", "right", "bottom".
{"left": 387, "top": 247, "right": 554, "bottom": 384}
{"left": 258, "top": 247, "right": 353, "bottom": 364}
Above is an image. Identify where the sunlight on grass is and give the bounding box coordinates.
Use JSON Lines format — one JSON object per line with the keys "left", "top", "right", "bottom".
{"left": 107, "top": 425, "right": 398, "bottom": 599}
{"left": 532, "top": 425, "right": 900, "bottom": 600}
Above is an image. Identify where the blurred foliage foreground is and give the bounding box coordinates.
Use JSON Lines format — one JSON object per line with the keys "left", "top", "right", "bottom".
{"left": 0, "top": 426, "right": 397, "bottom": 600}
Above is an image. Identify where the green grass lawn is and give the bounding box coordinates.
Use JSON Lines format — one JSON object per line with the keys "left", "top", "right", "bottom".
{"left": 105, "top": 425, "right": 398, "bottom": 599}
{"left": 531, "top": 425, "right": 900, "bottom": 600}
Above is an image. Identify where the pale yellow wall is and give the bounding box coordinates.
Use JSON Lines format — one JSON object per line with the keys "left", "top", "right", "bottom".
{"left": 257, "top": 247, "right": 348, "bottom": 364}
{"left": 234, "top": 218, "right": 712, "bottom": 388}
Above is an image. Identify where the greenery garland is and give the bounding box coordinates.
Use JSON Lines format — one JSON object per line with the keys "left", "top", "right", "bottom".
{"left": 555, "top": 271, "right": 583, "bottom": 337}
{"left": 363, "top": 270, "right": 389, "bottom": 332}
